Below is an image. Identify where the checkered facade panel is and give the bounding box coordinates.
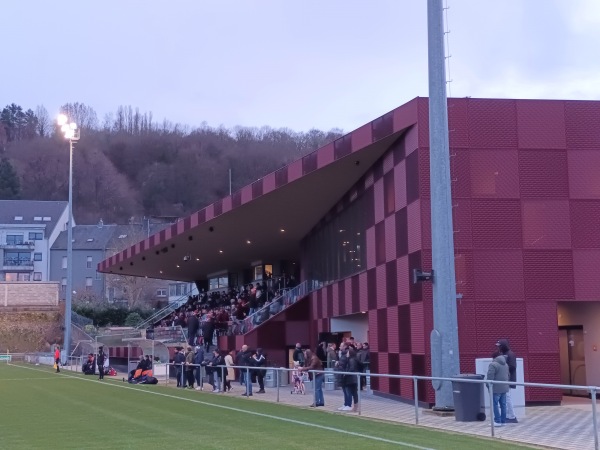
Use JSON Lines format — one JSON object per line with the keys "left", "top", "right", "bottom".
{"left": 303, "top": 99, "right": 600, "bottom": 404}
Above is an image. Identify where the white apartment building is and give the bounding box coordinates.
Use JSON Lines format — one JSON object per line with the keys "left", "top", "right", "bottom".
{"left": 0, "top": 200, "right": 70, "bottom": 282}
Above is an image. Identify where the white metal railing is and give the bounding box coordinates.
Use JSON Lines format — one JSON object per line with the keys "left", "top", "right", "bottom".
{"left": 156, "top": 363, "right": 600, "bottom": 449}
{"left": 135, "top": 287, "right": 198, "bottom": 330}
{"left": 228, "top": 280, "right": 320, "bottom": 335}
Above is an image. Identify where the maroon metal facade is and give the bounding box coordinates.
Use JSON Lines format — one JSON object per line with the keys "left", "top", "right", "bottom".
{"left": 304, "top": 98, "right": 600, "bottom": 403}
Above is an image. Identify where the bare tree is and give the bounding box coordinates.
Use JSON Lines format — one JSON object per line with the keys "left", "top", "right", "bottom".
{"left": 59, "top": 102, "right": 98, "bottom": 130}
{"left": 35, "top": 105, "right": 51, "bottom": 137}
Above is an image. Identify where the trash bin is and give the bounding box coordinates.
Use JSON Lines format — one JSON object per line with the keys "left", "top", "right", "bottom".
{"left": 265, "top": 369, "right": 277, "bottom": 388}
{"left": 452, "top": 374, "right": 486, "bottom": 422}
{"left": 278, "top": 368, "right": 289, "bottom": 387}
{"left": 324, "top": 368, "right": 336, "bottom": 391}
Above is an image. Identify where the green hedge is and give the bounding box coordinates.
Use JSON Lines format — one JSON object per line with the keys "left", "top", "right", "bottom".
{"left": 73, "top": 305, "right": 153, "bottom": 327}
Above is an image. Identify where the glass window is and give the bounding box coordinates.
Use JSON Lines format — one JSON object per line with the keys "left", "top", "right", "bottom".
{"left": 33, "top": 272, "right": 42, "bottom": 281}
{"left": 28, "top": 232, "right": 43, "bottom": 240}
{"left": 85, "top": 277, "right": 93, "bottom": 290}
{"left": 18, "top": 273, "right": 30, "bottom": 281}
{"left": 208, "top": 276, "right": 228, "bottom": 291}
{"left": 254, "top": 265, "right": 263, "bottom": 281}
{"left": 4, "top": 252, "right": 31, "bottom": 266}
{"left": 86, "top": 256, "right": 92, "bottom": 269}
{"left": 6, "top": 235, "right": 24, "bottom": 245}
{"left": 302, "top": 187, "right": 367, "bottom": 283}
{"left": 95, "top": 271, "right": 101, "bottom": 280}
{"left": 156, "top": 289, "right": 167, "bottom": 297}
{"left": 34, "top": 253, "right": 42, "bottom": 261}
{"left": 169, "top": 284, "right": 177, "bottom": 297}
{"left": 5, "top": 273, "right": 18, "bottom": 282}
{"left": 264, "top": 265, "right": 273, "bottom": 279}
{"left": 62, "top": 256, "right": 67, "bottom": 269}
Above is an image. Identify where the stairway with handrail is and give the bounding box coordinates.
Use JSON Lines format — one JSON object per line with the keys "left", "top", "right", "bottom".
{"left": 228, "top": 279, "right": 321, "bottom": 335}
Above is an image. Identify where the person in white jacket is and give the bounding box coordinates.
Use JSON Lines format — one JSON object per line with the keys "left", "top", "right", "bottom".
{"left": 224, "top": 350, "right": 235, "bottom": 392}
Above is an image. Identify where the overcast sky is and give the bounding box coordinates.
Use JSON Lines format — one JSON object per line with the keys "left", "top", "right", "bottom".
{"left": 2, "top": 0, "right": 599, "bottom": 132}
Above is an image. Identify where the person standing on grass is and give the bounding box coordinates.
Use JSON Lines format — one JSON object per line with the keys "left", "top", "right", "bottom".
{"left": 299, "top": 349, "right": 324, "bottom": 407}
{"left": 97, "top": 346, "right": 106, "bottom": 380}
{"left": 487, "top": 351, "right": 509, "bottom": 427}
{"left": 54, "top": 345, "right": 61, "bottom": 373}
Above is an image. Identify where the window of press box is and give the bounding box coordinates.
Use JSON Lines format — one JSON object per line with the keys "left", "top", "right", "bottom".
{"left": 209, "top": 276, "right": 229, "bottom": 291}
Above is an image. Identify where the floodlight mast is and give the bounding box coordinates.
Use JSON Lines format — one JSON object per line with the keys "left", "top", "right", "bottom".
{"left": 427, "top": 0, "right": 460, "bottom": 409}
{"left": 57, "top": 114, "right": 80, "bottom": 362}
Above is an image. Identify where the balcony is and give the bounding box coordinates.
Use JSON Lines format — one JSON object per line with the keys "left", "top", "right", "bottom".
{"left": 2, "top": 259, "right": 34, "bottom": 271}
{"left": 0, "top": 242, "right": 35, "bottom": 250}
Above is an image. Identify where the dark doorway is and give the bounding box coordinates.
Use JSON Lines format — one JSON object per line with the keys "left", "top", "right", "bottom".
{"left": 558, "top": 325, "right": 587, "bottom": 397}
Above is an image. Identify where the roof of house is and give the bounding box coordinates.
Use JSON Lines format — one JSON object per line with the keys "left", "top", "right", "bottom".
{"left": 52, "top": 223, "right": 173, "bottom": 251}
{"left": 0, "top": 200, "right": 68, "bottom": 234}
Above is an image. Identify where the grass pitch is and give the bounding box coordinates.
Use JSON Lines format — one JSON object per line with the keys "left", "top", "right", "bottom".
{"left": 0, "top": 363, "right": 533, "bottom": 449}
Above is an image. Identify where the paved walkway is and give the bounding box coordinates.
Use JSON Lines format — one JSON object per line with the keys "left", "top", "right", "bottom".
{"left": 180, "top": 380, "right": 598, "bottom": 450}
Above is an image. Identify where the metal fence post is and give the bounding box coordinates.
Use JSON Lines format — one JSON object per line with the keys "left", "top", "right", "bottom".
{"left": 592, "top": 388, "right": 599, "bottom": 450}
{"left": 246, "top": 367, "right": 250, "bottom": 397}
{"left": 488, "top": 382, "right": 495, "bottom": 437}
{"left": 413, "top": 377, "right": 419, "bottom": 425}
{"left": 276, "top": 368, "right": 280, "bottom": 403}
{"left": 313, "top": 371, "right": 317, "bottom": 406}
{"left": 356, "top": 373, "right": 362, "bottom": 415}
{"left": 221, "top": 366, "right": 225, "bottom": 392}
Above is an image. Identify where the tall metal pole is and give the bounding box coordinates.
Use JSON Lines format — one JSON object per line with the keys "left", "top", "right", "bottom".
{"left": 64, "top": 139, "right": 74, "bottom": 360}
{"left": 427, "top": 0, "right": 460, "bottom": 408}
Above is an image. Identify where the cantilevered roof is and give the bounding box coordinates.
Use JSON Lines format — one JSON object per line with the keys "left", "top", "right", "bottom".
{"left": 98, "top": 98, "right": 421, "bottom": 281}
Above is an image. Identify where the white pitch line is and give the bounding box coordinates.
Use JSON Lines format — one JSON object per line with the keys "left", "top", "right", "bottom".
{"left": 8, "top": 363, "right": 435, "bottom": 450}
{"left": 0, "top": 376, "right": 67, "bottom": 381}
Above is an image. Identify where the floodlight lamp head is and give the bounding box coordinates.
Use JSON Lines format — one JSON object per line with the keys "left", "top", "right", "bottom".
{"left": 57, "top": 114, "right": 68, "bottom": 126}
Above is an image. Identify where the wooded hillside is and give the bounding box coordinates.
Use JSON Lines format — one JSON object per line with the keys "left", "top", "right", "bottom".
{"left": 0, "top": 102, "right": 343, "bottom": 223}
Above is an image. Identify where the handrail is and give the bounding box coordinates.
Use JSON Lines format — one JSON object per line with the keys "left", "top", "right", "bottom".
{"left": 230, "top": 280, "right": 320, "bottom": 335}
{"left": 135, "top": 287, "right": 198, "bottom": 330}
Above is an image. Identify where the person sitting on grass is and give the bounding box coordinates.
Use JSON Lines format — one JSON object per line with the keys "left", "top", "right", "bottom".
{"left": 82, "top": 354, "right": 95, "bottom": 375}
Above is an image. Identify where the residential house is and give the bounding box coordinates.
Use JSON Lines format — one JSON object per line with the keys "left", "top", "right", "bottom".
{"left": 51, "top": 221, "right": 174, "bottom": 307}
{"left": 0, "top": 200, "right": 70, "bottom": 282}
